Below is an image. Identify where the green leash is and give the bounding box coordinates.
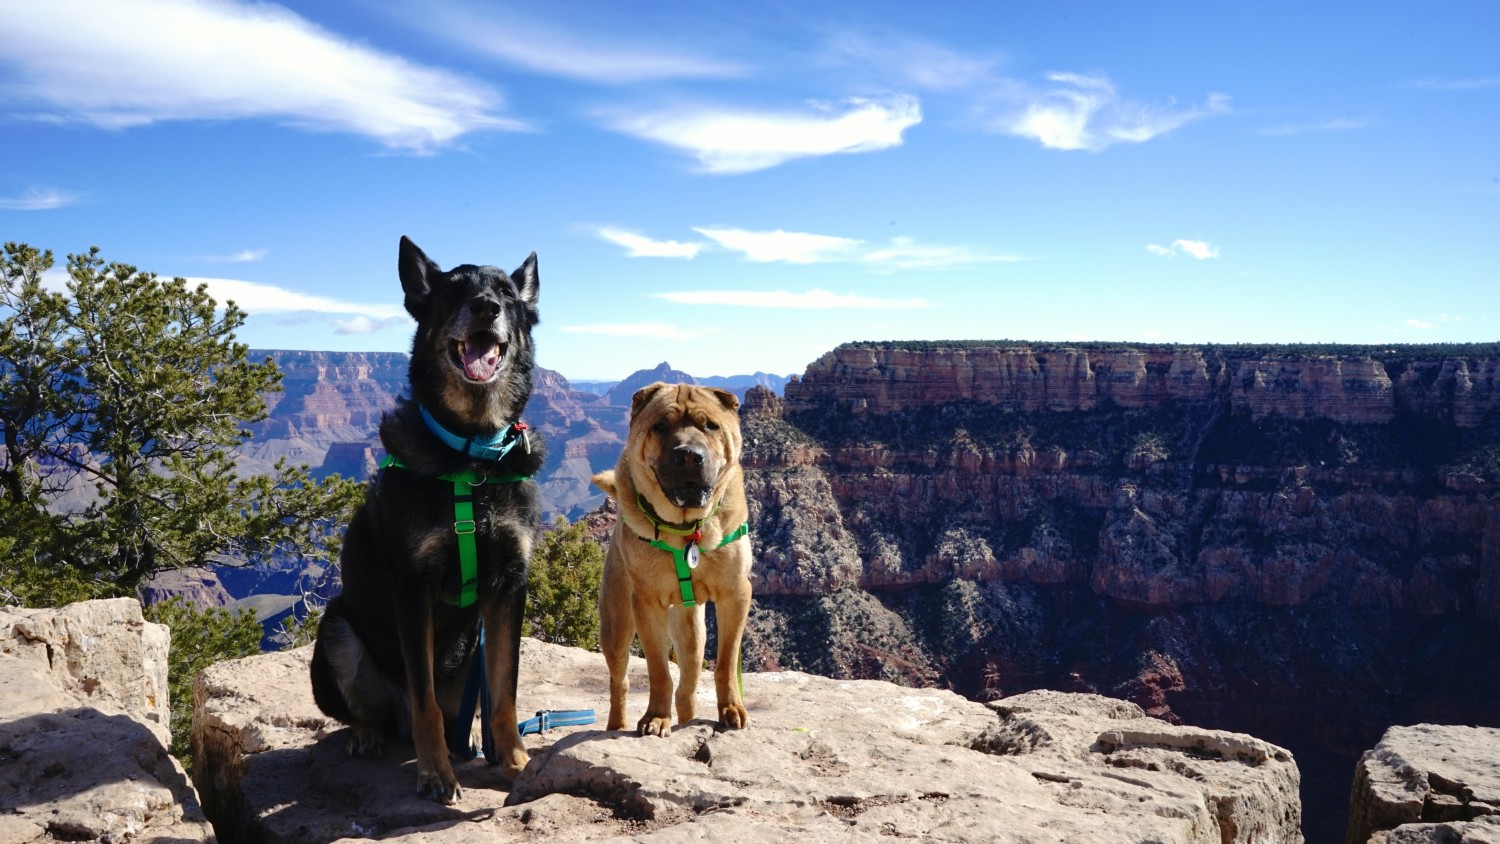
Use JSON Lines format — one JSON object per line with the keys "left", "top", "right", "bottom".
{"left": 379, "top": 455, "right": 532, "bottom": 608}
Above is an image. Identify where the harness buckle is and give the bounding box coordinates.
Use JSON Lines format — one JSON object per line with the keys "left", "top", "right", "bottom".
{"left": 455, "top": 519, "right": 477, "bottom": 535}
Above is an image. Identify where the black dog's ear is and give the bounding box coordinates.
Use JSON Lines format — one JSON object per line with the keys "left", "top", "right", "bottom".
{"left": 398, "top": 236, "right": 442, "bottom": 319}
{"left": 512, "top": 252, "right": 539, "bottom": 307}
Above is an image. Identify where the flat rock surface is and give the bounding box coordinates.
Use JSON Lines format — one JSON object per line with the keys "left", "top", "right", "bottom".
{"left": 194, "top": 639, "right": 1302, "bottom": 843}
{"left": 0, "top": 600, "right": 214, "bottom": 844}
{"left": 1349, "top": 724, "right": 1500, "bottom": 844}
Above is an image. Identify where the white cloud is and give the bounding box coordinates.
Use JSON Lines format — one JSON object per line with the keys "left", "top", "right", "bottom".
{"left": 693, "top": 227, "right": 862, "bottom": 263}
{"left": 400, "top": 5, "right": 743, "bottom": 84}
{"left": 188, "top": 277, "right": 408, "bottom": 319}
{"left": 1406, "top": 319, "right": 1435, "bottom": 329}
{"left": 1398, "top": 76, "right": 1500, "bottom": 91}
{"left": 612, "top": 95, "right": 922, "bottom": 173}
{"left": 561, "top": 323, "right": 723, "bottom": 340}
{"left": 334, "top": 315, "right": 408, "bottom": 334}
{"left": 692, "top": 227, "right": 1017, "bottom": 270}
{"left": 863, "top": 237, "right": 1024, "bottom": 271}
{"left": 1147, "top": 239, "right": 1220, "bottom": 260}
{"left": 1, "top": 0, "right": 519, "bottom": 152}
{"left": 822, "top": 33, "right": 999, "bottom": 92}
{"left": 1260, "top": 117, "right": 1372, "bottom": 137}
{"left": 200, "top": 248, "right": 269, "bottom": 263}
{"left": 653, "top": 289, "right": 932, "bottom": 310}
{"left": 596, "top": 228, "right": 702, "bottom": 259}
{"left": 1002, "top": 73, "right": 1229, "bottom": 152}
{"left": 0, "top": 188, "right": 77, "bottom": 210}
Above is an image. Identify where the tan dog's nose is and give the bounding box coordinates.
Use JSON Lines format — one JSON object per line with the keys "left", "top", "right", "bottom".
{"left": 671, "top": 444, "right": 706, "bottom": 469}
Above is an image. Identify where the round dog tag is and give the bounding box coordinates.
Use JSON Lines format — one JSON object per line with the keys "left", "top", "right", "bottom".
{"left": 686, "top": 542, "right": 700, "bottom": 569}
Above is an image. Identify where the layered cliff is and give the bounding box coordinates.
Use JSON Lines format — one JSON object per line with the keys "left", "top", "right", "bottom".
{"left": 740, "top": 341, "right": 1500, "bottom": 841}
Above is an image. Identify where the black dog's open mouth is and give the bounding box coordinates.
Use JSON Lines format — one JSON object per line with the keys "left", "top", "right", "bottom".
{"left": 451, "top": 332, "right": 507, "bottom": 383}
{"left": 666, "top": 484, "right": 713, "bottom": 510}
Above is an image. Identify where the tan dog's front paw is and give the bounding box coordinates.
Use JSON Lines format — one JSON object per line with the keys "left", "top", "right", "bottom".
{"left": 495, "top": 747, "right": 529, "bottom": 781}
{"left": 416, "top": 763, "right": 461, "bottom": 804}
{"left": 637, "top": 712, "right": 673, "bottom": 737}
{"left": 718, "top": 703, "right": 748, "bottom": 730}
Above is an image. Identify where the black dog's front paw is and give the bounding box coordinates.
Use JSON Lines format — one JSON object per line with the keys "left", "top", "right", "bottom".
{"left": 346, "top": 726, "right": 386, "bottom": 757}
{"left": 416, "top": 765, "right": 462, "bottom": 804}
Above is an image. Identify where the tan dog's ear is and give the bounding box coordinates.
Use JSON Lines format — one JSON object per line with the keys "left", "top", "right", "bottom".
{"left": 710, "top": 387, "right": 740, "bottom": 413}
{"left": 630, "top": 382, "right": 671, "bottom": 421}
{"left": 591, "top": 470, "right": 618, "bottom": 500}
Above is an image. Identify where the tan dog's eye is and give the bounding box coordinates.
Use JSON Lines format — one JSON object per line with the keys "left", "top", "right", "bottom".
{"left": 704, "top": 420, "right": 720, "bottom": 431}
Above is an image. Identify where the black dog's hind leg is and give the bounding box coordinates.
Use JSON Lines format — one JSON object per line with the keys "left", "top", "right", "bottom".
{"left": 310, "top": 599, "right": 398, "bottom": 757}
{"left": 482, "top": 580, "right": 530, "bottom": 780}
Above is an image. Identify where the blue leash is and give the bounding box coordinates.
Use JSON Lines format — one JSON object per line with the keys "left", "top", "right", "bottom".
{"left": 448, "top": 626, "right": 595, "bottom": 761}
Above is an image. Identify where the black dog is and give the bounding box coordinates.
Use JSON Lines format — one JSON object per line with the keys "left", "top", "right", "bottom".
{"left": 310, "top": 235, "right": 544, "bottom": 803}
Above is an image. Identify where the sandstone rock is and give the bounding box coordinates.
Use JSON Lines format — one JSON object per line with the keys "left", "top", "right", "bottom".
{"left": 193, "top": 638, "right": 1301, "bottom": 843}
{"left": 1347, "top": 724, "right": 1500, "bottom": 843}
{"left": 0, "top": 597, "right": 171, "bottom": 745}
{"left": 0, "top": 601, "right": 215, "bottom": 843}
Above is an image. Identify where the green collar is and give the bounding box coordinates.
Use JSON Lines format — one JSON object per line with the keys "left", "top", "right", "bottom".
{"left": 379, "top": 455, "right": 533, "bottom": 608}
{"left": 634, "top": 492, "right": 720, "bottom": 539}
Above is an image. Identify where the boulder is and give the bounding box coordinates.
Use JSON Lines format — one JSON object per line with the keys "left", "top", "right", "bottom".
{"left": 1347, "top": 723, "right": 1500, "bottom": 843}
{"left": 0, "top": 600, "right": 215, "bottom": 843}
{"left": 193, "top": 639, "right": 1302, "bottom": 843}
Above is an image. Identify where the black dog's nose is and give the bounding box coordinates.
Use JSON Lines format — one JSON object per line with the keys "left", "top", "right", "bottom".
{"left": 670, "top": 444, "right": 706, "bottom": 469}
{"left": 471, "top": 296, "right": 502, "bottom": 319}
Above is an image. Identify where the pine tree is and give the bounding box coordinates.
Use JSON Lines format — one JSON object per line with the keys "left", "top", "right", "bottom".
{"left": 0, "top": 242, "right": 361, "bottom": 605}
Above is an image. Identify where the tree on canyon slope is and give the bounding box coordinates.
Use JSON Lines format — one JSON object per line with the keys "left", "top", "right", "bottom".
{"left": 0, "top": 242, "right": 362, "bottom": 607}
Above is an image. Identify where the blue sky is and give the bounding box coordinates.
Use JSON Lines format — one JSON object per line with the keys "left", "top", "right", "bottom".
{"left": 2, "top": 1, "right": 1497, "bottom": 380}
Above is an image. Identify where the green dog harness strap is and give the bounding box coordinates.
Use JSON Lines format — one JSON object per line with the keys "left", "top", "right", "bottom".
{"left": 379, "top": 455, "right": 533, "bottom": 608}
{"left": 643, "top": 521, "right": 750, "bottom": 608}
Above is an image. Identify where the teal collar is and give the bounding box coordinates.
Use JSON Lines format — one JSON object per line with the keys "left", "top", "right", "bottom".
{"left": 379, "top": 455, "right": 533, "bottom": 608}
{"left": 419, "top": 404, "right": 529, "bottom": 463}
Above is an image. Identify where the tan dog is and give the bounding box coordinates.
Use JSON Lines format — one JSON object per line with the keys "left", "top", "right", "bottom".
{"left": 592, "top": 382, "right": 753, "bottom": 736}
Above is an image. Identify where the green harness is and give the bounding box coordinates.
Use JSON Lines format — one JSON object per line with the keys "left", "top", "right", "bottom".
{"left": 379, "top": 455, "right": 532, "bottom": 608}
{"left": 634, "top": 493, "right": 749, "bottom": 608}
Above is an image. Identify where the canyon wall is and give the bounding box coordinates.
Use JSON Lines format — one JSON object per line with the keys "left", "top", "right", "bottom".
{"left": 738, "top": 342, "right": 1500, "bottom": 841}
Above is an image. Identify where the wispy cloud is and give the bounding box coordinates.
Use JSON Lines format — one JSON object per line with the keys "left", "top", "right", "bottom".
{"left": 397, "top": 4, "right": 743, "bottom": 84}
{"left": 999, "top": 73, "right": 1230, "bottom": 152}
{"left": 1260, "top": 117, "right": 1373, "bottom": 137}
{"left": 0, "top": 188, "right": 78, "bottom": 210}
{"left": 596, "top": 228, "right": 703, "bottom": 259}
{"left": 862, "top": 236, "right": 1025, "bottom": 271}
{"left": 693, "top": 228, "right": 862, "bottom": 263}
{"left": 334, "top": 315, "right": 409, "bottom": 335}
{"left": 1405, "top": 314, "right": 1464, "bottom": 331}
{"left": 198, "top": 248, "right": 270, "bottom": 264}
{"left": 1, "top": 0, "right": 519, "bottom": 152}
{"left": 189, "top": 277, "right": 408, "bottom": 320}
{"left": 1147, "top": 239, "right": 1220, "bottom": 260}
{"left": 610, "top": 95, "right": 922, "bottom": 173}
{"left": 822, "top": 32, "right": 1000, "bottom": 92}
{"left": 692, "top": 226, "right": 1019, "bottom": 270}
{"left": 1398, "top": 76, "right": 1500, "bottom": 91}
{"left": 561, "top": 323, "right": 723, "bottom": 340}
{"left": 653, "top": 289, "right": 932, "bottom": 310}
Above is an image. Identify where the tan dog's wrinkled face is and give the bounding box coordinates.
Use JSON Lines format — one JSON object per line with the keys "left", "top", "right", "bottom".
{"left": 629, "top": 383, "right": 742, "bottom": 511}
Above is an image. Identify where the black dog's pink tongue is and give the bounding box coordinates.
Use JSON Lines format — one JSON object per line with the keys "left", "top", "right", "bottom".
{"left": 461, "top": 339, "right": 501, "bottom": 382}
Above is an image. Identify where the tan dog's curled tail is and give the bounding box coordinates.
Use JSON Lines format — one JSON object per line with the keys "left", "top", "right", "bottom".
{"left": 592, "top": 470, "right": 618, "bottom": 501}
